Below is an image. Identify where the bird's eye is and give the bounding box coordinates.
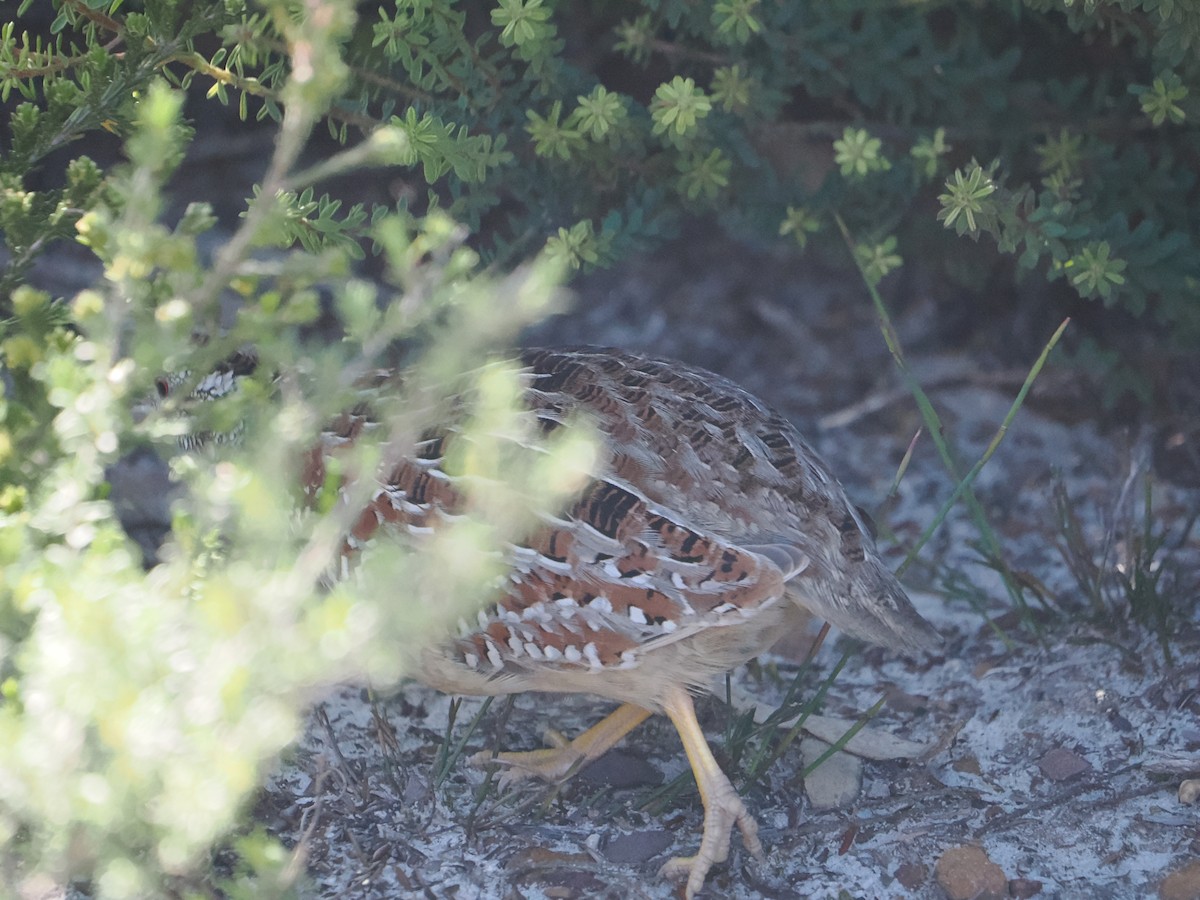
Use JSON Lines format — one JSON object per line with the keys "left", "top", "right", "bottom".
{"left": 155, "top": 376, "right": 170, "bottom": 399}
{"left": 854, "top": 504, "right": 878, "bottom": 540}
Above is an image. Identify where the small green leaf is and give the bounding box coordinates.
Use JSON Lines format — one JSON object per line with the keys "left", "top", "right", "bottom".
{"left": 779, "top": 206, "right": 822, "bottom": 249}
{"left": 675, "top": 148, "right": 730, "bottom": 201}
{"left": 650, "top": 76, "right": 712, "bottom": 138}
{"left": 1036, "top": 128, "right": 1084, "bottom": 176}
{"left": 854, "top": 235, "right": 903, "bottom": 286}
{"left": 937, "top": 165, "right": 997, "bottom": 234}
{"left": 526, "top": 102, "right": 585, "bottom": 160}
{"left": 910, "top": 128, "right": 949, "bottom": 180}
{"left": 614, "top": 14, "right": 655, "bottom": 64}
{"left": 711, "top": 65, "right": 755, "bottom": 114}
{"left": 491, "top": 0, "right": 554, "bottom": 49}
{"left": 571, "top": 86, "right": 628, "bottom": 141}
{"left": 712, "top": 0, "right": 763, "bottom": 45}
{"left": 545, "top": 220, "right": 607, "bottom": 270}
{"left": 833, "top": 127, "right": 891, "bottom": 178}
{"left": 1132, "top": 72, "right": 1187, "bottom": 126}
{"left": 1066, "top": 241, "right": 1127, "bottom": 302}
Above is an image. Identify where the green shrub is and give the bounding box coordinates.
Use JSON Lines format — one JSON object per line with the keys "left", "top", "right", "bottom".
{"left": 3, "top": 0, "right": 1199, "bottom": 348}
{"left": 1, "top": 0, "right": 1196, "bottom": 894}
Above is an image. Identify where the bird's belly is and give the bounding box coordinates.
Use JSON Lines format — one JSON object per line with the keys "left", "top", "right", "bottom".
{"left": 415, "top": 598, "right": 807, "bottom": 712}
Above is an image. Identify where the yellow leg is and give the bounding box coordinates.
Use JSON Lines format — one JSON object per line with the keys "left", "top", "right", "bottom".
{"left": 471, "top": 702, "right": 652, "bottom": 784}
{"left": 658, "top": 684, "right": 764, "bottom": 899}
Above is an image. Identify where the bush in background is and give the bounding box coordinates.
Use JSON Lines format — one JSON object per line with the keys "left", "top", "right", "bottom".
{"left": 4, "top": 0, "right": 1197, "bottom": 356}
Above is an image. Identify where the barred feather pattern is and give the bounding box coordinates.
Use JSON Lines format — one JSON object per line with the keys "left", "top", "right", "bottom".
{"left": 304, "top": 347, "right": 939, "bottom": 711}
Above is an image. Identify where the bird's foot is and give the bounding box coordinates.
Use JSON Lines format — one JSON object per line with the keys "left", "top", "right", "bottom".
{"left": 470, "top": 703, "right": 652, "bottom": 787}
{"left": 469, "top": 727, "right": 586, "bottom": 785}
{"left": 658, "top": 787, "right": 764, "bottom": 899}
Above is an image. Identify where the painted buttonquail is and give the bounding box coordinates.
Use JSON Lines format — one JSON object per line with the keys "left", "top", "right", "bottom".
{"left": 160, "top": 346, "right": 941, "bottom": 898}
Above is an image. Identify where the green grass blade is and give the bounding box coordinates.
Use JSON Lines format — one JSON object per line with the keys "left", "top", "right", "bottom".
{"left": 834, "top": 213, "right": 1069, "bottom": 638}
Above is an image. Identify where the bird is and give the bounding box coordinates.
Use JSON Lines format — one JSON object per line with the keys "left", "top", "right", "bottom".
{"left": 156, "top": 345, "right": 941, "bottom": 898}
{"left": 299, "top": 346, "right": 940, "bottom": 898}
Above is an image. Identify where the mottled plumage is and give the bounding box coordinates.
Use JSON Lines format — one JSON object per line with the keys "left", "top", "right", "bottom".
{"left": 158, "top": 346, "right": 940, "bottom": 898}
{"left": 315, "top": 349, "right": 938, "bottom": 694}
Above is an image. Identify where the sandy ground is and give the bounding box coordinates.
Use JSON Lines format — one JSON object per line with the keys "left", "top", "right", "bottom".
{"left": 245, "top": 229, "right": 1200, "bottom": 900}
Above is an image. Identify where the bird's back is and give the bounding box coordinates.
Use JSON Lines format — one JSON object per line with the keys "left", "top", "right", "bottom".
{"left": 322, "top": 347, "right": 938, "bottom": 702}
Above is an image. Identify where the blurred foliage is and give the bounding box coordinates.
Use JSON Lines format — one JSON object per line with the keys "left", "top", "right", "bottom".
{"left": 0, "top": 1, "right": 593, "bottom": 896}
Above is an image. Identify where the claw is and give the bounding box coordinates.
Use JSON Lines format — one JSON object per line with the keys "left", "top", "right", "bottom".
{"left": 659, "top": 685, "right": 765, "bottom": 898}
{"left": 658, "top": 776, "right": 764, "bottom": 897}
{"left": 470, "top": 738, "right": 587, "bottom": 785}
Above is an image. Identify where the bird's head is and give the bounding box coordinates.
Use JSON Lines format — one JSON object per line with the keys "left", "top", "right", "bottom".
{"left": 134, "top": 347, "right": 260, "bottom": 450}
